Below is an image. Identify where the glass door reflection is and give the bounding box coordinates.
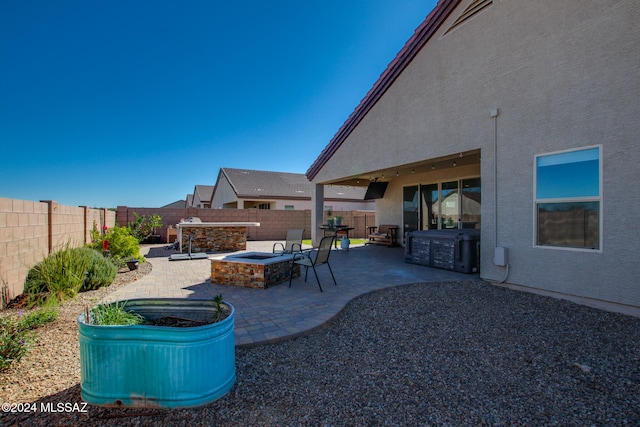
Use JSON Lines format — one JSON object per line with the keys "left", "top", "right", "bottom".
{"left": 440, "top": 181, "right": 459, "bottom": 229}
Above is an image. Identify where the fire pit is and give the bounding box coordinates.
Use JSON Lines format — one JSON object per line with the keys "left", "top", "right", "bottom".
{"left": 211, "top": 252, "right": 300, "bottom": 289}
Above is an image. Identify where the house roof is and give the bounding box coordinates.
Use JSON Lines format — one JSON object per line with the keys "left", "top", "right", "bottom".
{"left": 161, "top": 199, "right": 187, "bottom": 208}
{"left": 194, "top": 185, "right": 215, "bottom": 202}
{"left": 306, "top": 0, "right": 460, "bottom": 181}
{"left": 186, "top": 194, "right": 194, "bottom": 206}
{"left": 218, "top": 168, "right": 367, "bottom": 200}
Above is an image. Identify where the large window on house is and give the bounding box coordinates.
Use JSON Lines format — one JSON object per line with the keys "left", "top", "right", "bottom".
{"left": 403, "top": 179, "right": 481, "bottom": 235}
{"left": 535, "top": 146, "right": 601, "bottom": 250}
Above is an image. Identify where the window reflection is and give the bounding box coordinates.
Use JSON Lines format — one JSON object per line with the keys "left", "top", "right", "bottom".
{"left": 536, "top": 148, "right": 599, "bottom": 199}
{"left": 461, "top": 178, "right": 481, "bottom": 229}
{"left": 440, "top": 181, "right": 459, "bottom": 228}
{"left": 537, "top": 202, "right": 599, "bottom": 249}
{"left": 535, "top": 147, "right": 601, "bottom": 250}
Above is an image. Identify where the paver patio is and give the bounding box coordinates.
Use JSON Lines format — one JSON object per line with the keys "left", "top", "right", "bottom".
{"left": 103, "top": 241, "right": 479, "bottom": 346}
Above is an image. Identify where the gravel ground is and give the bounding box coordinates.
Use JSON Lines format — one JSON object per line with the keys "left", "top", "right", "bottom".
{"left": 0, "top": 263, "right": 152, "bottom": 407}
{"left": 1, "top": 276, "right": 639, "bottom": 426}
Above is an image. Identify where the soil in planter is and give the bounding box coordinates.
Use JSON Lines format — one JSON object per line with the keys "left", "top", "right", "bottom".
{"left": 147, "top": 316, "right": 209, "bottom": 327}
{"left": 145, "top": 310, "right": 231, "bottom": 328}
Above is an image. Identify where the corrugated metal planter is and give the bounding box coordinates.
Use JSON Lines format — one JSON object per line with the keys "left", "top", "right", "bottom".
{"left": 77, "top": 298, "right": 235, "bottom": 408}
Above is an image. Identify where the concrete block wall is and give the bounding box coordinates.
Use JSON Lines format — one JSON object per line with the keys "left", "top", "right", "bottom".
{"left": 0, "top": 198, "right": 115, "bottom": 307}
{"left": 117, "top": 207, "right": 371, "bottom": 242}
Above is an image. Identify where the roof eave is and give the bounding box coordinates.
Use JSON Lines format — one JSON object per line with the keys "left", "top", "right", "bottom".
{"left": 306, "top": 0, "right": 460, "bottom": 181}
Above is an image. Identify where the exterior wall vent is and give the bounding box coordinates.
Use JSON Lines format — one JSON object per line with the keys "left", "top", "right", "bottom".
{"left": 444, "top": 0, "right": 493, "bottom": 35}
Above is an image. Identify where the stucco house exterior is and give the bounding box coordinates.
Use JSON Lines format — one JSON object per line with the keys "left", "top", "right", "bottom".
{"left": 189, "top": 185, "right": 215, "bottom": 208}
{"left": 211, "top": 167, "right": 374, "bottom": 211}
{"left": 306, "top": 0, "right": 639, "bottom": 316}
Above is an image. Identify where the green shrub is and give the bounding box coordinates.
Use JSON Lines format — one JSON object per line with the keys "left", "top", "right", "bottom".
{"left": 18, "top": 307, "right": 59, "bottom": 330}
{"left": 128, "top": 213, "right": 163, "bottom": 243}
{"left": 0, "top": 307, "right": 59, "bottom": 372}
{"left": 25, "top": 245, "right": 118, "bottom": 306}
{"left": 81, "top": 248, "right": 118, "bottom": 291}
{"left": 24, "top": 242, "right": 92, "bottom": 306}
{"left": 0, "top": 316, "right": 32, "bottom": 372}
{"left": 91, "top": 226, "right": 142, "bottom": 261}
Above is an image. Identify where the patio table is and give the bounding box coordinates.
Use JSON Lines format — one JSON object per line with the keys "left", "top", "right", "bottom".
{"left": 319, "top": 225, "right": 354, "bottom": 249}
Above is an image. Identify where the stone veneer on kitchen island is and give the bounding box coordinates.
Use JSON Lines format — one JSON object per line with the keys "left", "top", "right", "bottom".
{"left": 177, "top": 222, "right": 260, "bottom": 253}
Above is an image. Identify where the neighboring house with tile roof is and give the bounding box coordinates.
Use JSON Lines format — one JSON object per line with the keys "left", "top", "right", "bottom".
{"left": 185, "top": 194, "right": 194, "bottom": 208}
{"left": 305, "top": 0, "right": 639, "bottom": 316}
{"left": 211, "top": 168, "right": 373, "bottom": 211}
{"left": 190, "top": 185, "right": 215, "bottom": 208}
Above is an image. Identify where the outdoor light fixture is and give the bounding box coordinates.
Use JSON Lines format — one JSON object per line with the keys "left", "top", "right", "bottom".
{"left": 432, "top": 164, "right": 436, "bottom": 170}
{"left": 396, "top": 170, "right": 399, "bottom": 176}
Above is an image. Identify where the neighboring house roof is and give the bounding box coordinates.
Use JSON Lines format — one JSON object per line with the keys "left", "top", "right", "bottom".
{"left": 194, "top": 185, "right": 215, "bottom": 203}
{"left": 306, "top": 0, "right": 460, "bottom": 180}
{"left": 186, "top": 194, "right": 194, "bottom": 206}
{"left": 161, "top": 200, "right": 187, "bottom": 208}
{"left": 217, "top": 168, "right": 367, "bottom": 200}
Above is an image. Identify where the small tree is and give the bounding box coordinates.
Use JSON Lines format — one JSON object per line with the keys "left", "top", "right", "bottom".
{"left": 128, "top": 213, "right": 163, "bottom": 243}
{"left": 128, "top": 213, "right": 147, "bottom": 243}
{"left": 146, "top": 214, "right": 163, "bottom": 236}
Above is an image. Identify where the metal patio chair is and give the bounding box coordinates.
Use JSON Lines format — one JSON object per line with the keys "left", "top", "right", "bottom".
{"left": 288, "top": 236, "right": 336, "bottom": 292}
{"left": 273, "top": 229, "right": 304, "bottom": 255}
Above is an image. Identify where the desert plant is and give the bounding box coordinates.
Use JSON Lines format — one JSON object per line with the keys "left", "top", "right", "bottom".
{"left": 25, "top": 246, "right": 118, "bottom": 306}
{"left": 128, "top": 213, "right": 163, "bottom": 243}
{"left": 81, "top": 248, "right": 118, "bottom": 291}
{"left": 18, "top": 307, "right": 59, "bottom": 330}
{"left": 0, "top": 316, "right": 32, "bottom": 372}
{"left": 127, "top": 213, "right": 147, "bottom": 242}
{"left": 212, "top": 294, "right": 225, "bottom": 323}
{"left": 91, "top": 226, "right": 142, "bottom": 261}
{"left": 0, "top": 307, "right": 59, "bottom": 372}
{"left": 1, "top": 275, "right": 9, "bottom": 309}
{"left": 90, "top": 301, "right": 145, "bottom": 326}
{"left": 24, "top": 242, "right": 92, "bottom": 306}
{"left": 90, "top": 221, "right": 105, "bottom": 244}
{"left": 146, "top": 214, "right": 163, "bottom": 236}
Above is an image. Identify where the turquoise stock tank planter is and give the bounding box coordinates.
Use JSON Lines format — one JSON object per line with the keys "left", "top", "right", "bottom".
{"left": 78, "top": 298, "right": 235, "bottom": 408}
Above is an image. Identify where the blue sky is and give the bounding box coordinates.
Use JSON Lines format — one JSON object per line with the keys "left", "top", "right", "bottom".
{"left": 1, "top": 0, "right": 437, "bottom": 208}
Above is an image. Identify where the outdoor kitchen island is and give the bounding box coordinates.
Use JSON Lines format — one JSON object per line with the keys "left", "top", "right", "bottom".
{"left": 177, "top": 221, "right": 260, "bottom": 253}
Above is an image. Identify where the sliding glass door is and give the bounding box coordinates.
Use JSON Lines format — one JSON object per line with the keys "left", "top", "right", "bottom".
{"left": 403, "top": 186, "right": 419, "bottom": 237}
{"left": 403, "top": 178, "right": 481, "bottom": 233}
{"left": 441, "top": 181, "right": 459, "bottom": 229}
{"left": 461, "top": 178, "right": 481, "bottom": 229}
{"left": 421, "top": 184, "right": 439, "bottom": 229}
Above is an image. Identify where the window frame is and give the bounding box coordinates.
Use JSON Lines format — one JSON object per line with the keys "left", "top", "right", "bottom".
{"left": 533, "top": 145, "right": 602, "bottom": 252}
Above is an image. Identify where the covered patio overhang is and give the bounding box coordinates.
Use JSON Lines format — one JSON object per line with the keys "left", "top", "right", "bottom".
{"left": 319, "top": 150, "right": 481, "bottom": 187}
{"left": 309, "top": 149, "right": 481, "bottom": 245}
